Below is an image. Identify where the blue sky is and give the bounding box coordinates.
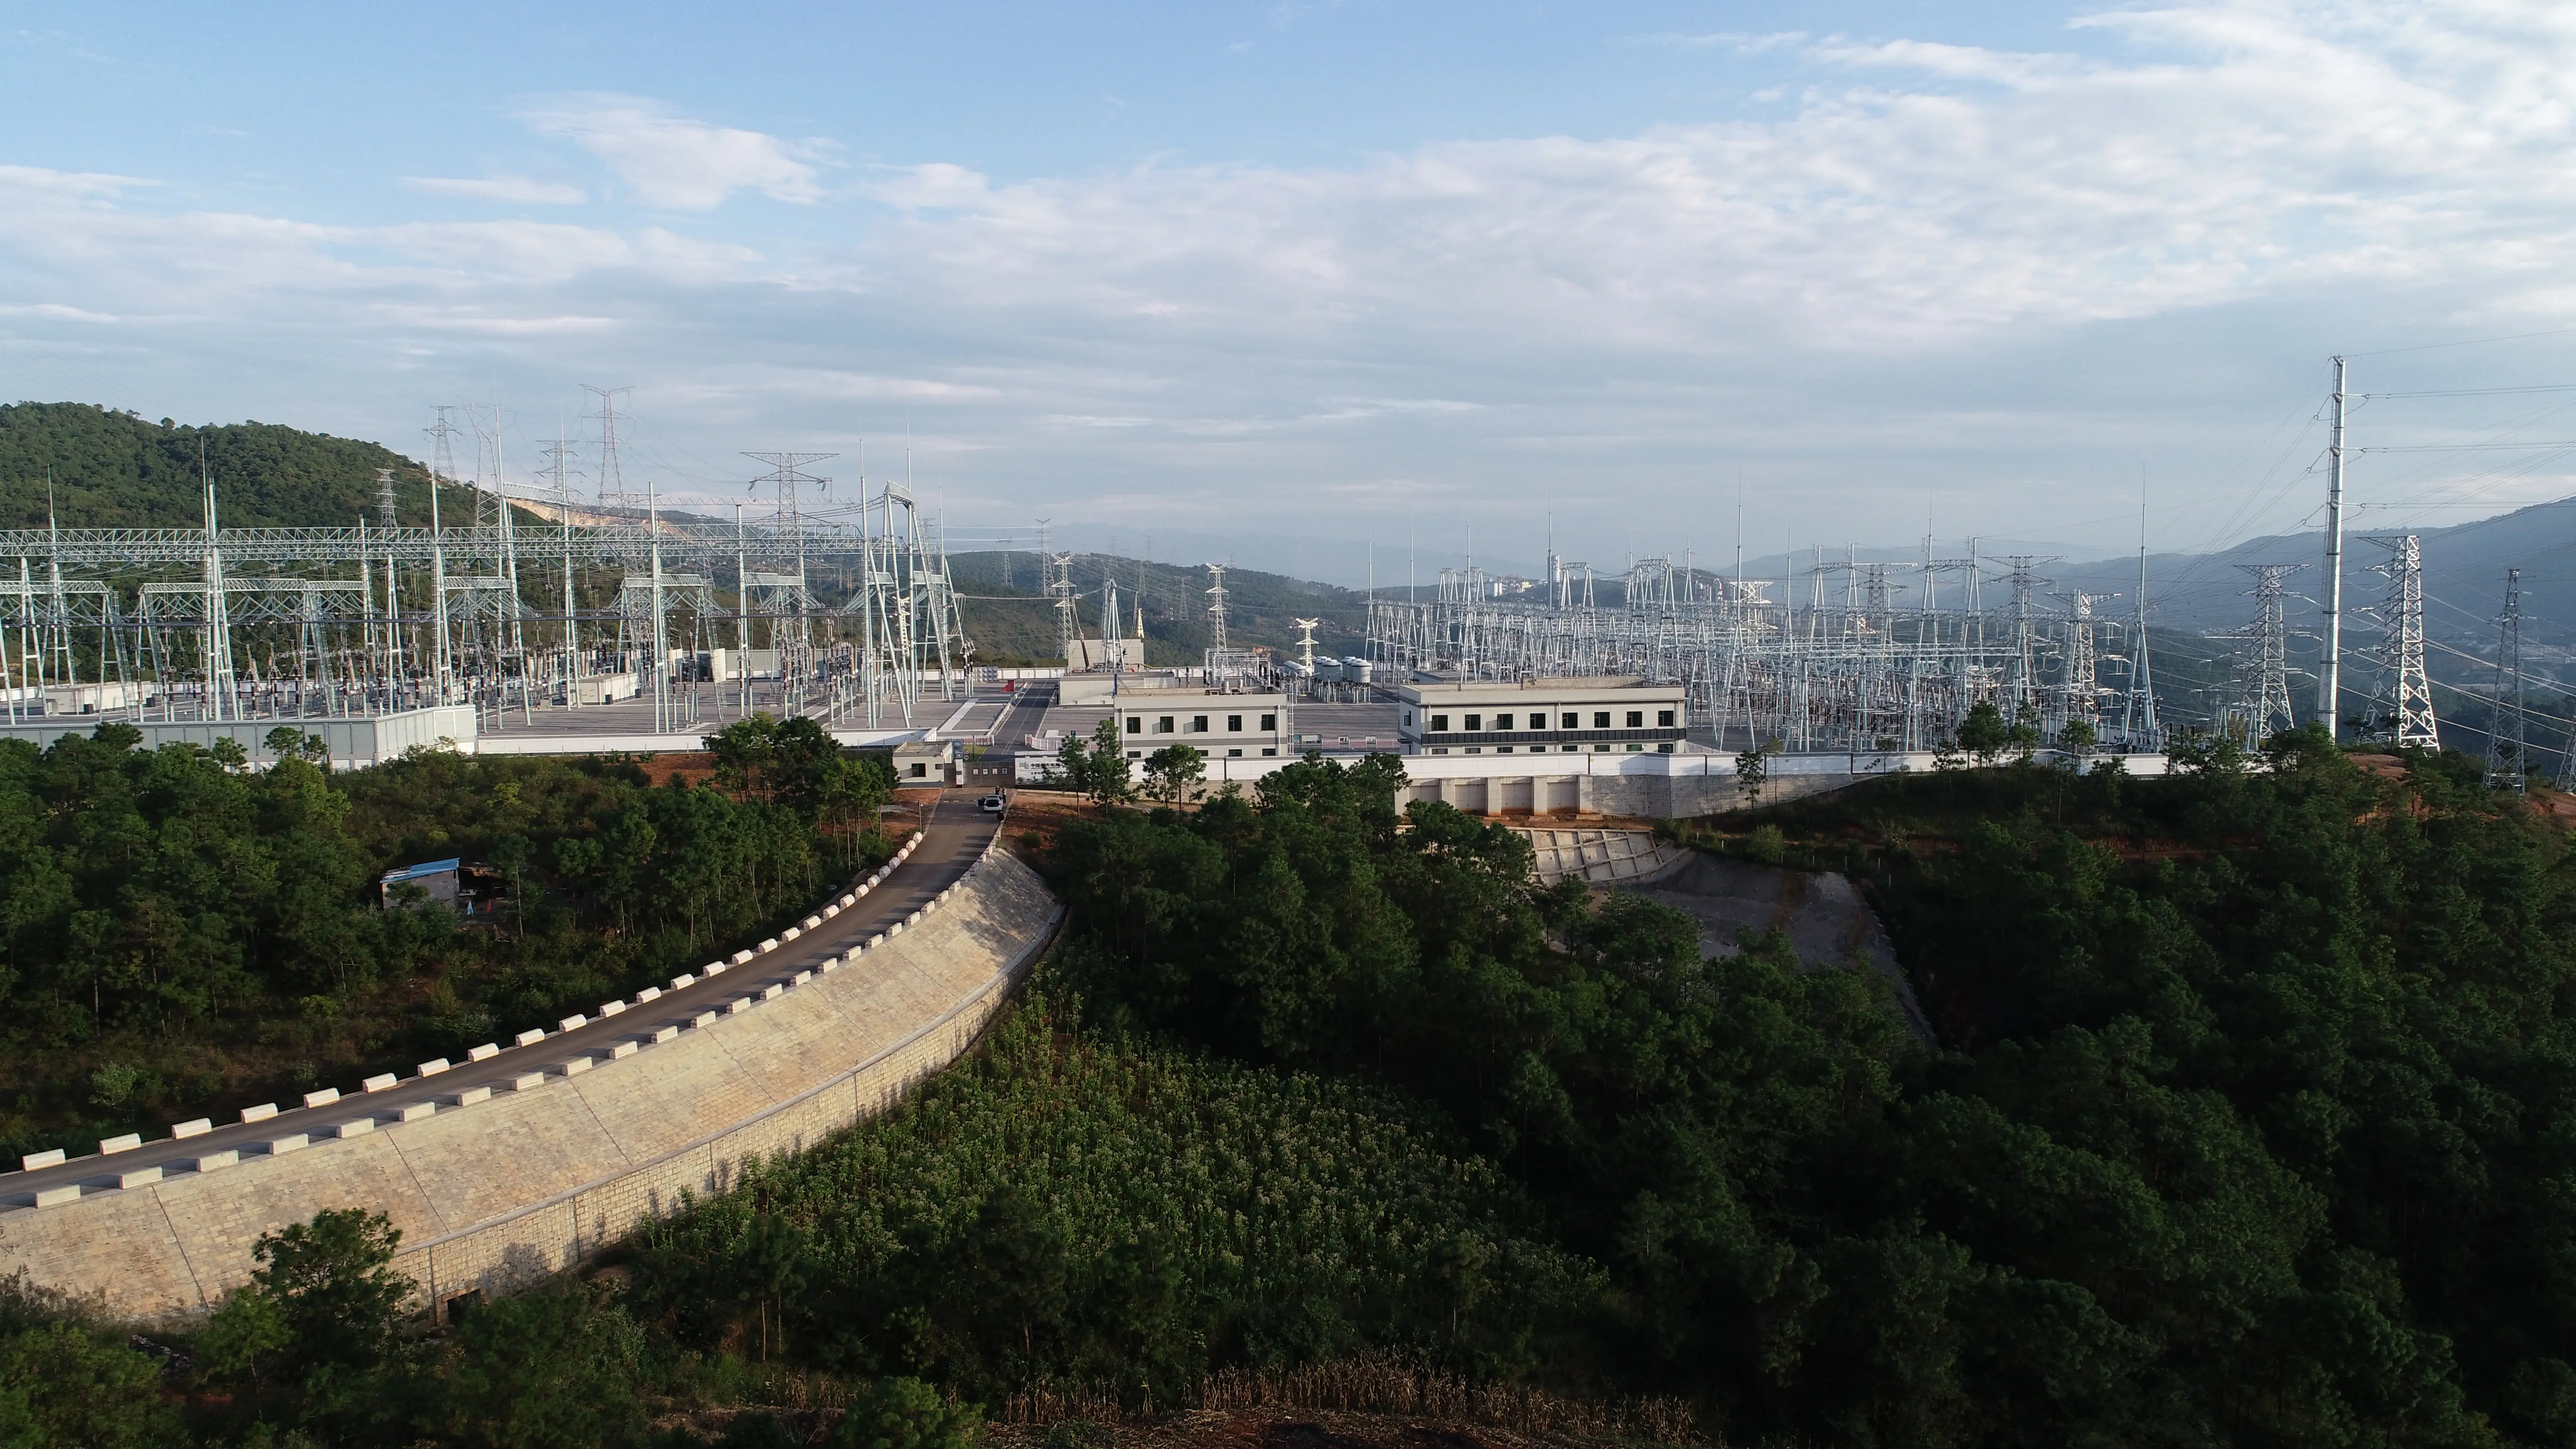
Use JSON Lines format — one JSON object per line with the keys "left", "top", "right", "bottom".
{"left": 6, "top": 2, "right": 2576, "bottom": 583}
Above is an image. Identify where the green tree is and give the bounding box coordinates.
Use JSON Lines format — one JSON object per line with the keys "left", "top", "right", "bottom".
{"left": 249, "top": 1207, "right": 412, "bottom": 1371}
{"left": 427, "top": 1286, "right": 645, "bottom": 1449}
{"left": 828, "top": 1376, "right": 982, "bottom": 1449}
{"left": 1140, "top": 743, "right": 1205, "bottom": 808}
{"left": 1955, "top": 700, "right": 2009, "bottom": 764}
{"left": 0, "top": 1322, "right": 187, "bottom": 1449}
{"left": 1050, "top": 720, "right": 1132, "bottom": 807}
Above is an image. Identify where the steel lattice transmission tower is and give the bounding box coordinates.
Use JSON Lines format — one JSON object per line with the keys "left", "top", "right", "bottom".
{"left": 583, "top": 385, "right": 633, "bottom": 507}
{"left": 2232, "top": 564, "right": 2302, "bottom": 744}
{"left": 2366, "top": 535, "right": 2438, "bottom": 750}
{"left": 1205, "top": 564, "right": 1230, "bottom": 651}
{"left": 2487, "top": 568, "right": 2527, "bottom": 794}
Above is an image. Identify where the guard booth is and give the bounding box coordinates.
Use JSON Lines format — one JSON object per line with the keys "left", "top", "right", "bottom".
{"left": 894, "top": 739, "right": 960, "bottom": 786}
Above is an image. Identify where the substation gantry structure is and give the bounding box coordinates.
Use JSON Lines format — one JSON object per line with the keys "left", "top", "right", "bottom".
{"left": 0, "top": 463, "right": 970, "bottom": 736}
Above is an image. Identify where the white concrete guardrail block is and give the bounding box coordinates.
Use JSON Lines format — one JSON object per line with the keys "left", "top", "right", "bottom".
{"left": 20, "top": 1149, "right": 64, "bottom": 1171}
{"left": 731, "top": 949, "right": 755, "bottom": 965}
{"left": 670, "top": 974, "right": 695, "bottom": 989}
{"left": 506, "top": 1072, "right": 546, "bottom": 1093}
{"left": 691, "top": 1010, "right": 717, "bottom": 1029}
{"left": 802, "top": 915, "right": 822, "bottom": 929}
{"left": 171, "top": 1119, "right": 212, "bottom": 1140}
{"left": 364, "top": 1072, "right": 400, "bottom": 1091}
{"left": 442, "top": 1087, "right": 492, "bottom": 1108}
{"left": 117, "top": 1165, "right": 161, "bottom": 1190}
{"left": 32, "top": 1185, "right": 78, "bottom": 1208}
{"left": 792, "top": 970, "right": 812, "bottom": 986}
{"left": 326, "top": 1119, "right": 372, "bottom": 1139}
{"left": 264, "top": 1133, "right": 309, "bottom": 1156}
{"left": 418, "top": 1057, "right": 452, "bottom": 1077}
{"left": 781, "top": 926, "right": 801, "bottom": 942}
{"left": 706, "top": 962, "right": 729, "bottom": 977}
{"left": 608, "top": 1041, "right": 637, "bottom": 1060}
{"left": 597, "top": 1000, "right": 626, "bottom": 1017}
{"left": 557, "top": 1015, "right": 586, "bottom": 1032}
{"left": 302, "top": 1088, "right": 340, "bottom": 1110}
{"left": 240, "top": 1103, "right": 278, "bottom": 1125}
{"left": 760, "top": 936, "right": 781, "bottom": 950}
{"left": 467, "top": 1043, "right": 501, "bottom": 1062}
{"left": 391, "top": 1103, "right": 435, "bottom": 1123}
{"left": 636, "top": 987, "right": 661, "bottom": 1003}
{"left": 101, "top": 1133, "right": 143, "bottom": 1154}
{"left": 727, "top": 997, "right": 753, "bottom": 1015}
{"left": 188, "top": 1149, "right": 237, "bottom": 1174}
{"left": 556, "top": 1056, "right": 593, "bottom": 1078}
{"left": 760, "top": 983, "right": 783, "bottom": 1001}
{"left": 513, "top": 1030, "right": 546, "bottom": 1048}
{"left": 649, "top": 1025, "right": 678, "bottom": 1044}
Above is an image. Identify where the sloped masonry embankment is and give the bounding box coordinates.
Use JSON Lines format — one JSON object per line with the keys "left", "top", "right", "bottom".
{"left": 0, "top": 844, "right": 1064, "bottom": 1325}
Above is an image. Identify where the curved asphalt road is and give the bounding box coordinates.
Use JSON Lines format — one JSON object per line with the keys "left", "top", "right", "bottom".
{"left": 4, "top": 790, "right": 1005, "bottom": 1206}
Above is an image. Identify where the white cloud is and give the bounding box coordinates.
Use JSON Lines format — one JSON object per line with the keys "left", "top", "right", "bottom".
{"left": 6, "top": 4, "right": 2576, "bottom": 564}
{"left": 518, "top": 94, "right": 831, "bottom": 209}
{"left": 402, "top": 175, "right": 587, "bottom": 206}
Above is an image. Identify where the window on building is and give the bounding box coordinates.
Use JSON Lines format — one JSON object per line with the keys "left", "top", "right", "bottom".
{"left": 1431, "top": 714, "right": 1449, "bottom": 731}
{"left": 1593, "top": 711, "right": 1611, "bottom": 729}
{"left": 1658, "top": 742, "right": 1676, "bottom": 752}
{"left": 1228, "top": 748, "right": 1242, "bottom": 757}
{"left": 1594, "top": 743, "right": 1610, "bottom": 752}
{"left": 1260, "top": 713, "right": 1276, "bottom": 730}
{"left": 1127, "top": 716, "right": 1141, "bottom": 733}
{"left": 1433, "top": 747, "right": 1450, "bottom": 755}
{"left": 1497, "top": 745, "right": 1513, "bottom": 754}
{"left": 1227, "top": 715, "right": 1242, "bottom": 732}
{"left": 1626, "top": 711, "right": 1644, "bottom": 728}
{"left": 1464, "top": 713, "right": 1481, "bottom": 731}
{"left": 1561, "top": 712, "right": 1578, "bottom": 729}
{"left": 1403, "top": 711, "right": 1414, "bottom": 726}
{"left": 1156, "top": 716, "right": 1175, "bottom": 733}
{"left": 1490, "top": 712, "right": 1511, "bottom": 730}
{"left": 1127, "top": 750, "right": 1142, "bottom": 759}
{"left": 1261, "top": 747, "right": 1277, "bottom": 757}
{"left": 1191, "top": 715, "right": 1209, "bottom": 732}
{"left": 1626, "top": 742, "right": 1642, "bottom": 752}
{"left": 910, "top": 762, "right": 926, "bottom": 776}
{"left": 1658, "top": 710, "right": 1675, "bottom": 727}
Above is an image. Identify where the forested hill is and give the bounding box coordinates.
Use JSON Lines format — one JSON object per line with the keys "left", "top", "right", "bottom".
{"left": 0, "top": 401, "right": 444, "bottom": 530}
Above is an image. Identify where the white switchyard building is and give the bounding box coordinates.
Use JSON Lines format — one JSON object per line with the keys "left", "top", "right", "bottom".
{"left": 1395, "top": 676, "right": 1686, "bottom": 756}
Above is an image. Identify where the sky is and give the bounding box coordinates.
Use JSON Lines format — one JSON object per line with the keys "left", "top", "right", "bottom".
{"left": 6, "top": 0, "right": 2576, "bottom": 585}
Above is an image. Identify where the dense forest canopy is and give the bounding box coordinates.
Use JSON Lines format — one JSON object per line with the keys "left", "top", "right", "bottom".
{"left": 0, "top": 402, "right": 457, "bottom": 531}
{"left": 4, "top": 738, "right": 2575, "bottom": 1448}
{"left": 0, "top": 716, "right": 894, "bottom": 1161}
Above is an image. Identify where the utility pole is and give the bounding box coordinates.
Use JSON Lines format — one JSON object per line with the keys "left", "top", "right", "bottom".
{"left": 2318, "top": 355, "right": 2348, "bottom": 736}
{"left": 2487, "top": 568, "right": 2525, "bottom": 794}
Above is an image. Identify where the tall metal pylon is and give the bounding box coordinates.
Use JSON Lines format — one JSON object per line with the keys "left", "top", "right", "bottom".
{"left": 2487, "top": 568, "right": 2526, "bottom": 794}
{"left": 1206, "top": 563, "right": 1230, "bottom": 651}
{"left": 583, "top": 385, "right": 633, "bottom": 507}
{"left": 1996, "top": 555, "right": 2053, "bottom": 720}
{"left": 2056, "top": 591, "right": 2117, "bottom": 728}
{"left": 2366, "top": 535, "right": 2438, "bottom": 750}
{"left": 2233, "top": 564, "right": 2302, "bottom": 744}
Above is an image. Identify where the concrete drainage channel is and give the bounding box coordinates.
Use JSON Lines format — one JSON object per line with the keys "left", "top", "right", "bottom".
{"left": 2, "top": 828, "right": 966, "bottom": 1211}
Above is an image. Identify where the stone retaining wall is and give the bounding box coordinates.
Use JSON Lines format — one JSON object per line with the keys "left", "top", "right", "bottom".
{"left": 0, "top": 851, "right": 1063, "bottom": 1325}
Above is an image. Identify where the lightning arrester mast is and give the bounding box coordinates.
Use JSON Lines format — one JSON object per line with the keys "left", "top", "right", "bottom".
{"left": 2318, "top": 355, "right": 2347, "bottom": 735}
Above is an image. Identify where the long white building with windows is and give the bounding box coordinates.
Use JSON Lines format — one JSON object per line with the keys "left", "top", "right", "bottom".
{"left": 1394, "top": 676, "right": 1687, "bottom": 756}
